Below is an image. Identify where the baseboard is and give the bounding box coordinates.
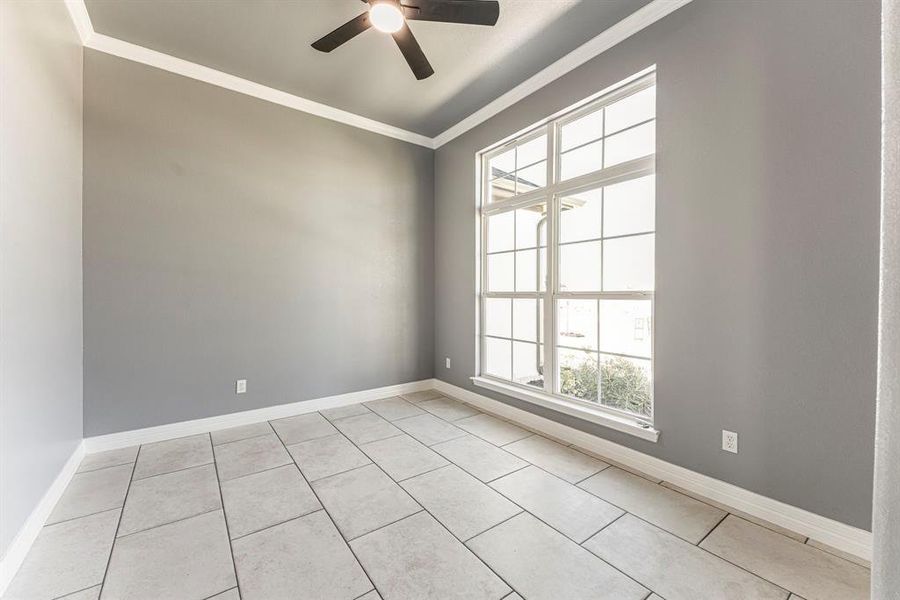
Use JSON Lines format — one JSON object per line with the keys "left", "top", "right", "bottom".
{"left": 83, "top": 379, "right": 435, "bottom": 453}
{"left": 431, "top": 378, "right": 873, "bottom": 562}
{"left": 0, "top": 440, "right": 85, "bottom": 596}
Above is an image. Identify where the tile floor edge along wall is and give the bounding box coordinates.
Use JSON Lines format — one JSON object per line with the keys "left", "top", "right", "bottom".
{"left": 72, "top": 378, "right": 872, "bottom": 562}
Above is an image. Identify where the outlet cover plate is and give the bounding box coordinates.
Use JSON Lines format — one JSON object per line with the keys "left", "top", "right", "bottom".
{"left": 722, "top": 430, "right": 738, "bottom": 453}
{"left": 236, "top": 379, "right": 247, "bottom": 394}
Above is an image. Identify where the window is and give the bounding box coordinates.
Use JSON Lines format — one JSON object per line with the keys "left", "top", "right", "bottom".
{"left": 478, "top": 71, "right": 656, "bottom": 435}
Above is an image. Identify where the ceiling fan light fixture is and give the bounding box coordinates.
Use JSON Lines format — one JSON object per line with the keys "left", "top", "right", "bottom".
{"left": 369, "top": 2, "right": 404, "bottom": 33}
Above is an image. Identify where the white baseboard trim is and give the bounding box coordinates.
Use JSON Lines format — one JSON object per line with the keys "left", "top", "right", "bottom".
{"left": 0, "top": 441, "right": 86, "bottom": 596}
{"left": 432, "top": 379, "right": 873, "bottom": 562}
{"left": 83, "top": 379, "right": 435, "bottom": 453}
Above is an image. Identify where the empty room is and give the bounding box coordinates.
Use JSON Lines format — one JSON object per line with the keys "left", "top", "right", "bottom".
{"left": 1, "top": 0, "right": 898, "bottom": 598}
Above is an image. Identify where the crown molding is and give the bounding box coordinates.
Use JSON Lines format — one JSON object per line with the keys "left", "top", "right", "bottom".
{"left": 430, "top": 0, "right": 693, "bottom": 148}
{"left": 63, "top": 0, "right": 692, "bottom": 151}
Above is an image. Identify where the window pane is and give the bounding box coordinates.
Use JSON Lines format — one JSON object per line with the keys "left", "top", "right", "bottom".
{"left": 513, "top": 341, "right": 543, "bottom": 388}
{"left": 559, "top": 188, "right": 602, "bottom": 244}
{"left": 485, "top": 337, "right": 512, "bottom": 380}
{"left": 484, "top": 298, "right": 511, "bottom": 338}
{"left": 604, "top": 121, "right": 655, "bottom": 168}
{"left": 605, "top": 86, "right": 655, "bottom": 135}
{"left": 513, "top": 298, "right": 541, "bottom": 342}
{"left": 486, "top": 211, "right": 514, "bottom": 253}
{"left": 604, "top": 176, "right": 655, "bottom": 237}
{"left": 516, "top": 161, "right": 546, "bottom": 193}
{"left": 598, "top": 299, "right": 651, "bottom": 358}
{"left": 515, "top": 249, "right": 538, "bottom": 292}
{"left": 560, "top": 140, "right": 602, "bottom": 181}
{"left": 599, "top": 354, "right": 651, "bottom": 416}
{"left": 489, "top": 175, "right": 515, "bottom": 203}
{"left": 516, "top": 134, "right": 547, "bottom": 168}
{"left": 560, "top": 109, "right": 603, "bottom": 152}
{"left": 603, "top": 234, "right": 654, "bottom": 291}
{"left": 559, "top": 240, "right": 602, "bottom": 292}
{"left": 558, "top": 348, "right": 598, "bottom": 403}
{"left": 557, "top": 299, "right": 597, "bottom": 350}
{"left": 489, "top": 148, "right": 514, "bottom": 178}
{"left": 487, "top": 252, "right": 514, "bottom": 292}
{"left": 515, "top": 204, "right": 547, "bottom": 249}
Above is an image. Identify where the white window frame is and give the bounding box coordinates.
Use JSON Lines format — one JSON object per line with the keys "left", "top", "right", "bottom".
{"left": 473, "top": 69, "right": 659, "bottom": 443}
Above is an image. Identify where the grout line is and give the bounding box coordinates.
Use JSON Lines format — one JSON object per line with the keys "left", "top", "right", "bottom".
{"left": 114, "top": 507, "right": 223, "bottom": 540}
{"left": 42, "top": 506, "right": 124, "bottom": 529}
{"left": 209, "top": 433, "right": 242, "bottom": 595}
{"left": 345, "top": 509, "right": 427, "bottom": 542}
{"left": 395, "top": 462, "right": 451, "bottom": 483}
{"left": 211, "top": 430, "right": 274, "bottom": 448}
{"left": 97, "top": 443, "right": 141, "bottom": 596}
{"left": 75, "top": 459, "right": 137, "bottom": 474}
{"left": 695, "top": 511, "right": 730, "bottom": 547}
{"left": 201, "top": 585, "right": 239, "bottom": 600}
{"left": 216, "top": 460, "right": 293, "bottom": 484}
{"left": 49, "top": 583, "right": 102, "bottom": 600}
{"left": 461, "top": 510, "right": 525, "bottom": 544}
{"left": 270, "top": 424, "right": 384, "bottom": 598}
{"left": 131, "top": 460, "right": 215, "bottom": 481}
{"left": 228, "top": 509, "right": 324, "bottom": 542}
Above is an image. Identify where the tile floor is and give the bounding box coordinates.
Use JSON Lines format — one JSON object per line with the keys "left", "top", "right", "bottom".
{"left": 5, "top": 391, "right": 871, "bottom": 600}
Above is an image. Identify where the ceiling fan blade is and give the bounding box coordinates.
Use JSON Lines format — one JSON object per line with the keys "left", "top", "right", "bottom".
{"left": 402, "top": 0, "right": 499, "bottom": 26}
{"left": 311, "top": 12, "right": 372, "bottom": 52}
{"left": 391, "top": 22, "right": 434, "bottom": 80}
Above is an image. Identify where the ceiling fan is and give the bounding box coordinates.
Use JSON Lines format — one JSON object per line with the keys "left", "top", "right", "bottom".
{"left": 311, "top": 0, "right": 501, "bottom": 80}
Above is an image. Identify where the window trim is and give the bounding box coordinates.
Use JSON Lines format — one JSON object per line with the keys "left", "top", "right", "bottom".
{"left": 475, "top": 70, "right": 659, "bottom": 442}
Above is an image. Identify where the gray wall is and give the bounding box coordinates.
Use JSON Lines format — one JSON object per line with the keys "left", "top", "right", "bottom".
{"left": 83, "top": 51, "right": 434, "bottom": 436}
{"left": 434, "top": 0, "right": 881, "bottom": 530}
{"left": 0, "top": 1, "right": 84, "bottom": 558}
{"left": 873, "top": 0, "right": 899, "bottom": 595}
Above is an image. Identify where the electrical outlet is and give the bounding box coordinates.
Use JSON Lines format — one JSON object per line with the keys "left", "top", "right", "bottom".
{"left": 722, "top": 430, "right": 738, "bottom": 454}
{"left": 445, "top": 357, "right": 451, "bottom": 369}
{"left": 236, "top": 379, "right": 247, "bottom": 394}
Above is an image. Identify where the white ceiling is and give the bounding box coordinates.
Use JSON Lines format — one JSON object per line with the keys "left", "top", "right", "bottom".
{"left": 84, "top": 0, "right": 651, "bottom": 137}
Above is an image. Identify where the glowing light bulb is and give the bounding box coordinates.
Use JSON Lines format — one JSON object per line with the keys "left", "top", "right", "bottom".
{"left": 370, "top": 2, "right": 404, "bottom": 33}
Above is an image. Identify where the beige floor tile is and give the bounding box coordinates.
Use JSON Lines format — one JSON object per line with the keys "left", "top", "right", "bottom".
{"left": 364, "top": 396, "right": 425, "bottom": 421}
{"left": 287, "top": 433, "right": 370, "bottom": 481}
{"left": 118, "top": 463, "right": 220, "bottom": 536}
{"left": 418, "top": 396, "right": 480, "bottom": 421}
{"left": 233, "top": 510, "right": 371, "bottom": 600}
{"left": 331, "top": 412, "right": 402, "bottom": 445}
{"left": 579, "top": 467, "right": 726, "bottom": 543}
{"left": 400, "top": 389, "right": 444, "bottom": 403}
{"left": 393, "top": 413, "right": 466, "bottom": 446}
{"left": 133, "top": 434, "right": 213, "bottom": 480}
{"left": 48, "top": 464, "right": 132, "bottom": 524}
{"left": 401, "top": 464, "right": 521, "bottom": 541}
{"left": 491, "top": 466, "right": 623, "bottom": 543}
{"left": 221, "top": 464, "right": 320, "bottom": 538}
{"left": 312, "top": 464, "right": 421, "bottom": 540}
{"left": 467, "top": 513, "right": 648, "bottom": 600}
{"left": 433, "top": 434, "right": 527, "bottom": 482}
{"left": 210, "top": 421, "right": 273, "bottom": 446}
{"left": 101, "top": 510, "right": 236, "bottom": 600}
{"left": 359, "top": 434, "right": 448, "bottom": 481}
{"left": 700, "top": 515, "right": 870, "bottom": 600}
{"left": 504, "top": 435, "right": 607, "bottom": 483}
{"left": 584, "top": 514, "right": 787, "bottom": 600}
{"left": 213, "top": 433, "right": 291, "bottom": 481}
{"left": 4, "top": 510, "right": 120, "bottom": 600}
{"left": 77, "top": 446, "right": 138, "bottom": 473}
{"left": 351, "top": 512, "right": 510, "bottom": 600}
{"left": 320, "top": 403, "right": 371, "bottom": 421}
{"left": 270, "top": 412, "right": 337, "bottom": 445}
{"left": 455, "top": 413, "right": 532, "bottom": 446}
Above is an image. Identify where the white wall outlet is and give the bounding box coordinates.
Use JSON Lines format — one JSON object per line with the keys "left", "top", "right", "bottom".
{"left": 445, "top": 357, "right": 451, "bottom": 369}
{"left": 722, "top": 430, "right": 738, "bottom": 453}
{"left": 236, "top": 379, "right": 247, "bottom": 394}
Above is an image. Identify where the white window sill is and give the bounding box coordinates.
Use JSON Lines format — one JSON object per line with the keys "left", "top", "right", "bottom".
{"left": 471, "top": 376, "right": 660, "bottom": 443}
